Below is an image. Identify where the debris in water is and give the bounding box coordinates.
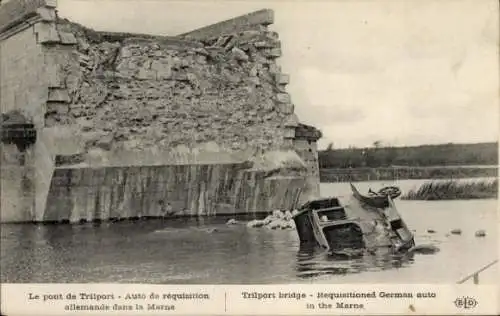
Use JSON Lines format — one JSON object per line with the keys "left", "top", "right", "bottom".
{"left": 407, "top": 244, "right": 440, "bottom": 255}
{"left": 263, "top": 215, "right": 273, "bottom": 225}
{"left": 450, "top": 228, "right": 462, "bottom": 235}
{"left": 272, "top": 210, "right": 284, "bottom": 219}
{"left": 246, "top": 211, "right": 295, "bottom": 230}
{"left": 295, "top": 184, "right": 415, "bottom": 255}
{"left": 280, "top": 219, "right": 292, "bottom": 229}
{"left": 331, "top": 248, "right": 364, "bottom": 257}
{"left": 267, "top": 220, "right": 281, "bottom": 230}
{"left": 475, "top": 230, "right": 486, "bottom": 237}
{"left": 226, "top": 219, "right": 239, "bottom": 225}
{"left": 246, "top": 219, "right": 265, "bottom": 228}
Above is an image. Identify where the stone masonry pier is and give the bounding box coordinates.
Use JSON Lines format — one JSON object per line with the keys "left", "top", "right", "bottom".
{"left": 0, "top": 0, "right": 322, "bottom": 223}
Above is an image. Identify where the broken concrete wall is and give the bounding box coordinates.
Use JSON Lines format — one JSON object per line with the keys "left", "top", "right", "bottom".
{"left": 39, "top": 163, "right": 305, "bottom": 223}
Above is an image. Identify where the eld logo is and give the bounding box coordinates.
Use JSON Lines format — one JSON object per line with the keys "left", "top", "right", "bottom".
{"left": 454, "top": 296, "right": 478, "bottom": 309}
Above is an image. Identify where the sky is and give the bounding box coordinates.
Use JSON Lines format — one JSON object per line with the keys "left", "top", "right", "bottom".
{"left": 55, "top": 0, "right": 499, "bottom": 149}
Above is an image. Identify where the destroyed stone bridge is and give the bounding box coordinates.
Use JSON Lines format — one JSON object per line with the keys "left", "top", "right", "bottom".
{"left": 0, "top": 0, "right": 322, "bottom": 223}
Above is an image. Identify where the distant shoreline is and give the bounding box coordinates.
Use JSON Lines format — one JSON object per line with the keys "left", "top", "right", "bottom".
{"left": 320, "top": 166, "right": 498, "bottom": 183}
{"left": 318, "top": 142, "right": 498, "bottom": 174}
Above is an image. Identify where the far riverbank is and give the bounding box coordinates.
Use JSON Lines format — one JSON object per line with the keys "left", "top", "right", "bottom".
{"left": 320, "top": 166, "right": 498, "bottom": 183}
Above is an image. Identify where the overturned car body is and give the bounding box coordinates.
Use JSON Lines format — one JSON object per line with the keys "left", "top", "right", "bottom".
{"left": 293, "top": 184, "right": 415, "bottom": 256}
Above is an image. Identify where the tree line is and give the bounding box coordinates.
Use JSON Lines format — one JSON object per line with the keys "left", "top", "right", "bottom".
{"left": 318, "top": 142, "right": 498, "bottom": 169}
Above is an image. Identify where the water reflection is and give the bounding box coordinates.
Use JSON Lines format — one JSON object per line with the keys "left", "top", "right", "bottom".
{"left": 295, "top": 244, "right": 415, "bottom": 279}
{"left": 2, "top": 184, "right": 496, "bottom": 284}
{"left": 1, "top": 217, "right": 430, "bottom": 284}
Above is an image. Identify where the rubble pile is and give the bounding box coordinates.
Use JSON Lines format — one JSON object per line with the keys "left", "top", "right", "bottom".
{"left": 55, "top": 20, "right": 296, "bottom": 154}
{"left": 227, "top": 209, "right": 298, "bottom": 230}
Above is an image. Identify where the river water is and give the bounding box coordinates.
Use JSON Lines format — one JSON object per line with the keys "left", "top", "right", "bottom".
{"left": 1, "top": 180, "right": 497, "bottom": 284}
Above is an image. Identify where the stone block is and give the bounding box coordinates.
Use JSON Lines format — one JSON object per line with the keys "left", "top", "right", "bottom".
{"left": 254, "top": 40, "right": 280, "bottom": 49}
{"left": 224, "top": 36, "right": 238, "bottom": 50}
{"left": 180, "top": 9, "right": 274, "bottom": 40}
{"left": 193, "top": 47, "right": 210, "bottom": 56}
{"left": 275, "top": 73, "right": 290, "bottom": 85}
{"left": 195, "top": 55, "right": 207, "bottom": 64}
{"left": 59, "top": 32, "right": 77, "bottom": 45}
{"left": 44, "top": 112, "right": 73, "bottom": 126}
{"left": 75, "top": 37, "right": 89, "bottom": 52}
{"left": 278, "top": 103, "right": 294, "bottom": 115}
{"left": 232, "top": 47, "right": 249, "bottom": 61}
{"left": 96, "top": 134, "right": 114, "bottom": 151}
{"left": 36, "top": 7, "right": 56, "bottom": 21}
{"left": 282, "top": 138, "right": 294, "bottom": 148}
{"left": 120, "top": 46, "right": 133, "bottom": 58}
{"left": 238, "top": 30, "right": 262, "bottom": 43}
{"left": 78, "top": 52, "right": 90, "bottom": 65}
{"left": 269, "top": 63, "right": 281, "bottom": 75}
{"left": 180, "top": 59, "right": 190, "bottom": 68}
{"left": 75, "top": 117, "right": 94, "bottom": 131}
{"left": 276, "top": 93, "right": 290, "bottom": 103}
{"left": 264, "top": 48, "right": 282, "bottom": 58}
{"left": 186, "top": 73, "right": 199, "bottom": 85}
{"left": 46, "top": 101, "right": 69, "bottom": 114}
{"left": 211, "top": 35, "right": 229, "bottom": 47}
{"left": 44, "top": 115, "right": 58, "bottom": 127}
{"left": 261, "top": 99, "right": 274, "bottom": 111}
{"left": 172, "top": 72, "right": 189, "bottom": 81}
{"left": 266, "top": 31, "right": 279, "bottom": 40}
{"left": 249, "top": 76, "right": 260, "bottom": 86}
{"left": 275, "top": 84, "right": 287, "bottom": 93}
{"left": 44, "top": 0, "right": 57, "bottom": 8}
{"left": 283, "top": 127, "right": 296, "bottom": 139}
{"left": 284, "top": 114, "right": 299, "bottom": 127}
{"left": 135, "top": 68, "right": 156, "bottom": 80}
{"left": 47, "top": 66, "right": 63, "bottom": 88}
{"left": 151, "top": 61, "right": 172, "bottom": 80}
{"left": 48, "top": 88, "right": 70, "bottom": 103}
{"left": 34, "top": 22, "right": 60, "bottom": 43}
{"left": 252, "top": 54, "right": 268, "bottom": 65}
{"left": 249, "top": 65, "right": 258, "bottom": 77}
